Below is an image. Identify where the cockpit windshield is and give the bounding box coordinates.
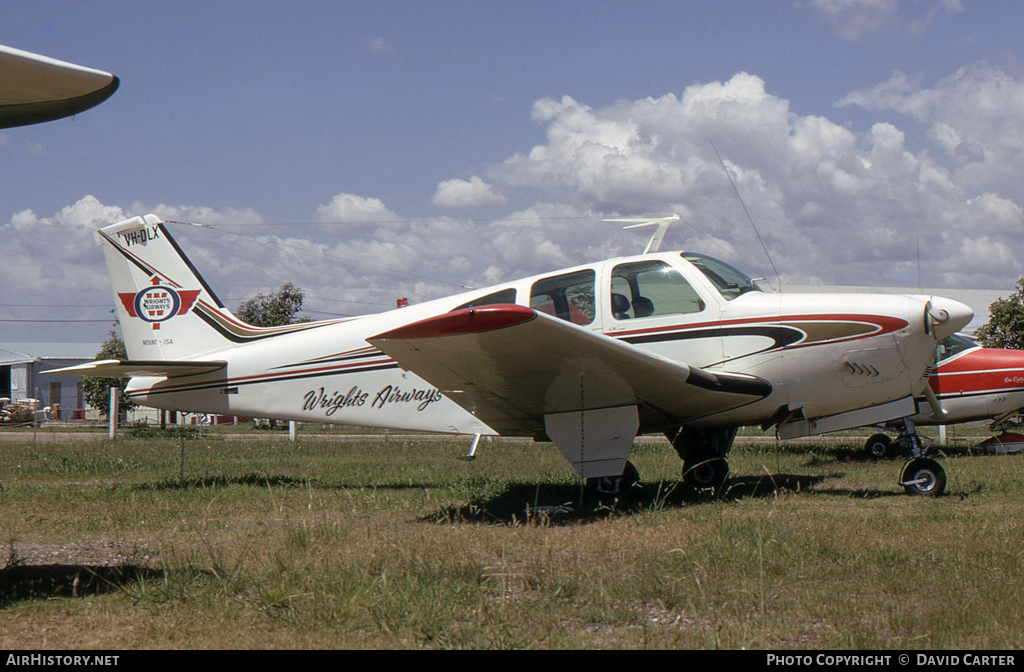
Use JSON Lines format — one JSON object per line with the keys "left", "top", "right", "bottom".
{"left": 681, "top": 252, "right": 762, "bottom": 300}
{"left": 936, "top": 334, "right": 978, "bottom": 363}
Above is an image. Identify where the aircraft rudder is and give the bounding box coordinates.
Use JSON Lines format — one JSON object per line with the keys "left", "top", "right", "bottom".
{"left": 97, "top": 215, "right": 235, "bottom": 360}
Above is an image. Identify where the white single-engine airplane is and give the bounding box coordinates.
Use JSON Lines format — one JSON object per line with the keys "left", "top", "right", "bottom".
{"left": 51, "top": 215, "right": 973, "bottom": 497}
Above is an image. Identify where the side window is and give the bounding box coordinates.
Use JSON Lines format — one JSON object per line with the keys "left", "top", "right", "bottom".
{"left": 610, "top": 260, "right": 705, "bottom": 320}
{"left": 936, "top": 334, "right": 977, "bottom": 362}
{"left": 530, "top": 270, "right": 596, "bottom": 325}
{"left": 453, "top": 288, "right": 517, "bottom": 312}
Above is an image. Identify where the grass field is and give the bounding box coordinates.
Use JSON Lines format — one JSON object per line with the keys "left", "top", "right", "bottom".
{"left": 1, "top": 430, "right": 1022, "bottom": 649}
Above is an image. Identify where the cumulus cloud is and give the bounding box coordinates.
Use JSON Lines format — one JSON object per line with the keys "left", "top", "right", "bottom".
{"left": 432, "top": 176, "right": 508, "bottom": 209}
{"left": 805, "top": 0, "right": 963, "bottom": 41}
{"left": 313, "top": 193, "right": 402, "bottom": 224}
{"left": 10, "top": 61, "right": 1024, "bottom": 344}
{"left": 2, "top": 197, "right": 284, "bottom": 343}
{"left": 807, "top": 0, "right": 901, "bottom": 41}
{"left": 146, "top": 204, "right": 266, "bottom": 227}
{"left": 471, "top": 71, "right": 1023, "bottom": 289}
{"left": 368, "top": 37, "right": 393, "bottom": 53}
{"left": 840, "top": 63, "right": 1024, "bottom": 201}
{"left": 10, "top": 194, "right": 131, "bottom": 230}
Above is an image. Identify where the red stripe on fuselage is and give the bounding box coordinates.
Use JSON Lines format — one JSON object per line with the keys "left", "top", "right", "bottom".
{"left": 606, "top": 313, "right": 907, "bottom": 343}
{"left": 931, "top": 349, "right": 1024, "bottom": 395}
{"left": 934, "top": 348, "right": 1024, "bottom": 374}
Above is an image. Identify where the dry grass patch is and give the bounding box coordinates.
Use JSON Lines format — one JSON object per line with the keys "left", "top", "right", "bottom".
{"left": 0, "top": 434, "right": 1022, "bottom": 648}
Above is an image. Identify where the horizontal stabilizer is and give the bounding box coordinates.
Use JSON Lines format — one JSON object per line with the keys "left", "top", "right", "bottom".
{"left": 44, "top": 359, "right": 226, "bottom": 379}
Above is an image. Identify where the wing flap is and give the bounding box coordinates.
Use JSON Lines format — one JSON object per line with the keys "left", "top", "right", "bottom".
{"left": 369, "top": 305, "right": 770, "bottom": 434}
{"left": 44, "top": 359, "right": 226, "bottom": 379}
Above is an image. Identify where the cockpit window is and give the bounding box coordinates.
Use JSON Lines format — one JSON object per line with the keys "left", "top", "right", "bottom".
{"left": 530, "top": 270, "right": 596, "bottom": 325}
{"left": 610, "top": 260, "right": 705, "bottom": 320}
{"left": 936, "top": 334, "right": 978, "bottom": 362}
{"left": 681, "top": 252, "right": 761, "bottom": 301}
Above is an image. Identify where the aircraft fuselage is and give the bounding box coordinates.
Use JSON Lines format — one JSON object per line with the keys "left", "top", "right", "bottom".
{"left": 123, "top": 250, "right": 966, "bottom": 438}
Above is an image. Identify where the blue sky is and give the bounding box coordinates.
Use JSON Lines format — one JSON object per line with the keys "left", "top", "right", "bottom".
{"left": 3, "top": 1, "right": 1023, "bottom": 343}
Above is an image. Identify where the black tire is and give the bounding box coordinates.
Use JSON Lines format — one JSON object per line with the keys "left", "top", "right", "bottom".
{"left": 900, "top": 457, "right": 947, "bottom": 497}
{"left": 586, "top": 460, "right": 641, "bottom": 498}
{"left": 682, "top": 456, "right": 729, "bottom": 489}
{"left": 865, "top": 433, "right": 894, "bottom": 460}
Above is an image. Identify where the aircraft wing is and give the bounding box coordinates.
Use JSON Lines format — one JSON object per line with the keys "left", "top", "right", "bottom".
{"left": 368, "top": 304, "right": 771, "bottom": 435}
{"left": 44, "top": 359, "right": 226, "bottom": 379}
{"left": 0, "top": 44, "right": 119, "bottom": 129}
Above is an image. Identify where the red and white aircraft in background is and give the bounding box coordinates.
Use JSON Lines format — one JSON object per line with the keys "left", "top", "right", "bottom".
{"left": 863, "top": 334, "right": 1024, "bottom": 459}
{"left": 51, "top": 214, "right": 974, "bottom": 496}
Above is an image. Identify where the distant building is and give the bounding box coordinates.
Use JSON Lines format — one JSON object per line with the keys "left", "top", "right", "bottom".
{"left": 0, "top": 343, "right": 101, "bottom": 417}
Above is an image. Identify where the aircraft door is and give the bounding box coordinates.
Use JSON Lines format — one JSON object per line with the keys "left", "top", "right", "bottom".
{"left": 603, "top": 259, "right": 720, "bottom": 367}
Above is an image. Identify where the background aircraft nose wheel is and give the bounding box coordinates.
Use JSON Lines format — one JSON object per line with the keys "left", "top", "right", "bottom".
{"left": 899, "top": 457, "right": 947, "bottom": 497}
{"left": 864, "top": 433, "right": 894, "bottom": 460}
{"left": 586, "top": 460, "right": 641, "bottom": 499}
{"left": 682, "top": 457, "right": 729, "bottom": 490}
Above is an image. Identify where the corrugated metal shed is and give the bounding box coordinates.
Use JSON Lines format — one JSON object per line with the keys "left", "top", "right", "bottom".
{"left": 0, "top": 342, "right": 101, "bottom": 414}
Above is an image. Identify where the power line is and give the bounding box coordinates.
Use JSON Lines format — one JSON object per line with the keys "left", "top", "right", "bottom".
{"left": 227, "top": 296, "right": 391, "bottom": 308}
{"left": 0, "top": 303, "right": 112, "bottom": 308}
{"left": 0, "top": 319, "right": 114, "bottom": 323}
{"left": 190, "top": 216, "right": 598, "bottom": 227}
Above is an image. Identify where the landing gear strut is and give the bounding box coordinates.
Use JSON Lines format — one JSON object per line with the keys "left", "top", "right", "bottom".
{"left": 864, "top": 419, "right": 947, "bottom": 496}
{"left": 584, "top": 460, "right": 641, "bottom": 499}
{"left": 894, "top": 418, "right": 947, "bottom": 497}
{"left": 668, "top": 426, "right": 737, "bottom": 490}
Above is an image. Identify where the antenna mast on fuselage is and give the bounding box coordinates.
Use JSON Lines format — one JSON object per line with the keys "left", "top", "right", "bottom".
{"left": 604, "top": 214, "right": 680, "bottom": 254}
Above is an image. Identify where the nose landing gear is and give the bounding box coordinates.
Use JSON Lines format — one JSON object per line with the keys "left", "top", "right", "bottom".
{"left": 863, "top": 419, "right": 947, "bottom": 496}
{"left": 894, "top": 418, "right": 947, "bottom": 497}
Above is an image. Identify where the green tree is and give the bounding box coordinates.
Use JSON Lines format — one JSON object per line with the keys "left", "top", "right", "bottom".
{"left": 236, "top": 283, "right": 313, "bottom": 327}
{"left": 975, "top": 278, "right": 1024, "bottom": 350}
{"left": 81, "top": 331, "right": 137, "bottom": 416}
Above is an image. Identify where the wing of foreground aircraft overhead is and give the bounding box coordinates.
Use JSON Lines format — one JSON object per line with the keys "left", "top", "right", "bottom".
{"left": 368, "top": 304, "right": 771, "bottom": 436}
{"left": 0, "top": 44, "right": 119, "bottom": 128}
{"left": 45, "top": 359, "right": 226, "bottom": 379}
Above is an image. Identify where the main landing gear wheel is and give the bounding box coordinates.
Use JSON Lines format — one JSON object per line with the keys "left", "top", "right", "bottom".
{"left": 682, "top": 457, "right": 729, "bottom": 490}
{"left": 900, "top": 457, "right": 947, "bottom": 497}
{"left": 670, "top": 426, "right": 737, "bottom": 492}
{"left": 864, "top": 433, "right": 894, "bottom": 460}
{"left": 586, "top": 460, "right": 641, "bottom": 499}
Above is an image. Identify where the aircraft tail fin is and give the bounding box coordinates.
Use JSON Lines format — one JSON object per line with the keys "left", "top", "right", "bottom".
{"left": 98, "top": 215, "right": 322, "bottom": 361}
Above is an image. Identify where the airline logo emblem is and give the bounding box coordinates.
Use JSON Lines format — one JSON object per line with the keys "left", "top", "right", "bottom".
{"left": 118, "top": 278, "right": 201, "bottom": 330}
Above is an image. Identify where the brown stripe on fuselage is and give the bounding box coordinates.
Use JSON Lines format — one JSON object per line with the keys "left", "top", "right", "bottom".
{"left": 787, "top": 321, "right": 879, "bottom": 346}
